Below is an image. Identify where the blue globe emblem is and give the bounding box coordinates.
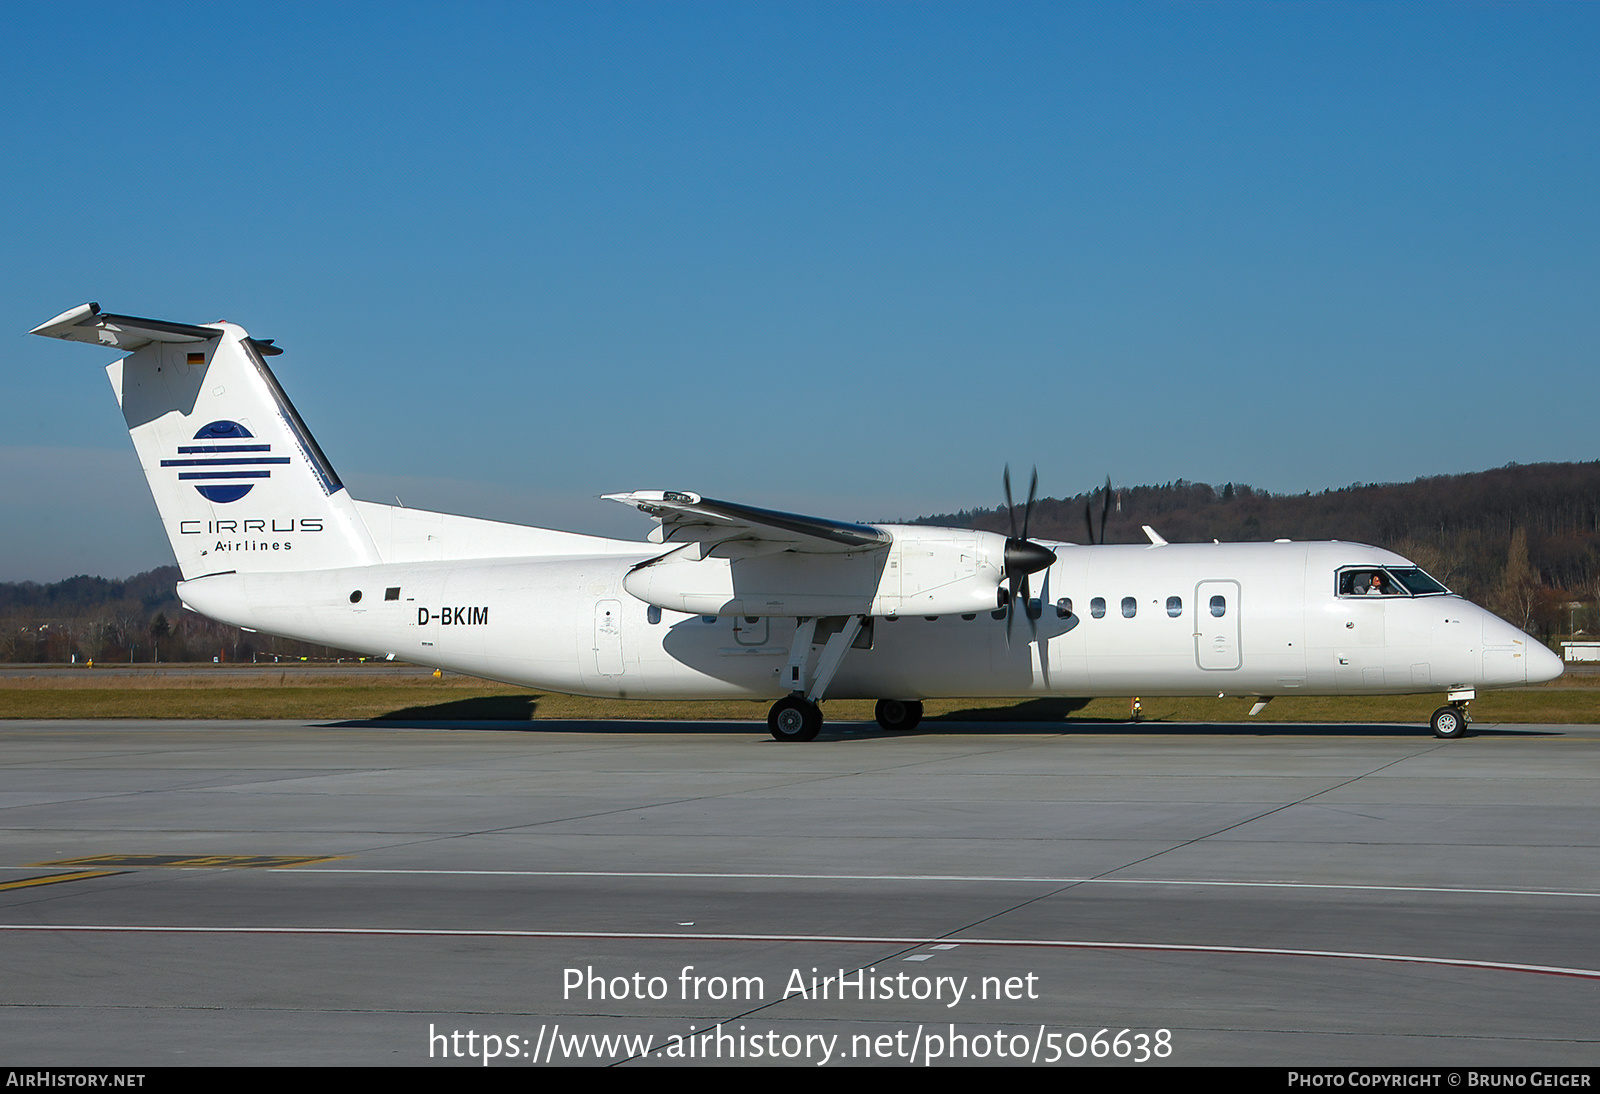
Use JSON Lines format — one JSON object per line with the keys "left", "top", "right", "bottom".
{"left": 159, "top": 421, "right": 288, "bottom": 504}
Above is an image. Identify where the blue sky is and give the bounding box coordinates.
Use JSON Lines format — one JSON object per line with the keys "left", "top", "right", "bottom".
{"left": 3, "top": 1, "right": 1596, "bottom": 581}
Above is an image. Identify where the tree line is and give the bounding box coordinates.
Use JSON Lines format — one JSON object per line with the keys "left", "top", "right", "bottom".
{"left": 0, "top": 566, "right": 360, "bottom": 665}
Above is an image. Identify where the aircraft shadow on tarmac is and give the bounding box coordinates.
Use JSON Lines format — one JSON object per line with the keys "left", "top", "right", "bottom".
{"left": 324, "top": 693, "right": 1559, "bottom": 739}
{"left": 372, "top": 694, "right": 544, "bottom": 721}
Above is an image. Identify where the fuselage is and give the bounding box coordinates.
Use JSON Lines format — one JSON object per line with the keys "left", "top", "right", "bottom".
{"left": 177, "top": 536, "right": 1561, "bottom": 702}
{"left": 31, "top": 302, "right": 1561, "bottom": 722}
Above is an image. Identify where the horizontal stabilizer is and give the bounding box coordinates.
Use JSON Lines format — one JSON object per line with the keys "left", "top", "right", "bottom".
{"left": 30, "top": 302, "right": 231, "bottom": 351}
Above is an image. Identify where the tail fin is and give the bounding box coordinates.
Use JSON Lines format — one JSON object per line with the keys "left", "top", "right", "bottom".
{"left": 33, "top": 303, "right": 380, "bottom": 579}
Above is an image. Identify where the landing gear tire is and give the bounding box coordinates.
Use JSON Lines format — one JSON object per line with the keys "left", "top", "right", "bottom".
{"left": 769, "top": 696, "right": 823, "bottom": 742}
{"left": 1431, "top": 705, "right": 1466, "bottom": 739}
{"left": 874, "top": 699, "right": 924, "bottom": 732}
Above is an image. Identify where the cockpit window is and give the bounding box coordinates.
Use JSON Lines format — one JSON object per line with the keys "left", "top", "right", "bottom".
{"left": 1337, "top": 566, "right": 1449, "bottom": 598}
{"left": 1340, "top": 570, "right": 1393, "bottom": 596}
{"left": 1387, "top": 567, "right": 1449, "bottom": 596}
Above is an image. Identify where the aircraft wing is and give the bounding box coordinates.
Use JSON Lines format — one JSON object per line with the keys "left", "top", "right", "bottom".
{"left": 603, "top": 491, "right": 891, "bottom": 553}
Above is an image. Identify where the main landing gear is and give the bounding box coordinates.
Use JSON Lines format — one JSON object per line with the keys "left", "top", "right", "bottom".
{"left": 768, "top": 695, "right": 823, "bottom": 742}
{"left": 761, "top": 697, "right": 928, "bottom": 738}
{"left": 766, "top": 615, "right": 927, "bottom": 742}
{"left": 766, "top": 696, "right": 925, "bottom": 741}
{"left": 874, "top": 699, "right": 924, "bottom": 732}
{"left": 767, "top": 614, "right": 863, "bottom": 742}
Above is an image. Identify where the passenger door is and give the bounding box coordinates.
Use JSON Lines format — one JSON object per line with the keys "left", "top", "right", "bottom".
{"left": 1195, "top": 580, "right": 1241, "bottom": 670}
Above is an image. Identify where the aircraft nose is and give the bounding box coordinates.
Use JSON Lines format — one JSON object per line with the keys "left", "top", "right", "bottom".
{"left": 1528, "top": 638, "right": 1565, "bottom": 684}
{"left": 1479, "top": 611, "right": 1562, "bottom": 687}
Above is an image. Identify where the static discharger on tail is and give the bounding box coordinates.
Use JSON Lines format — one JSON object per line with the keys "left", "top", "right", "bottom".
{"left": 32, "top": 303, "right": 1563, "bottom": 741}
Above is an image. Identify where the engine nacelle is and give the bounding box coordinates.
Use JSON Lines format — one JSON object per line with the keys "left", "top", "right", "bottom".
{"left": 619, "top": 526, "right": 1010, "bottom": 618}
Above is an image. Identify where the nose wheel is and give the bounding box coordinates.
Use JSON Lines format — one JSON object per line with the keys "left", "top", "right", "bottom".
{"left": 1430, "top": 704, "right": 1468, "bottom": 739}
{"left": 769, "top": 695, "right": 823, "bottom": 742}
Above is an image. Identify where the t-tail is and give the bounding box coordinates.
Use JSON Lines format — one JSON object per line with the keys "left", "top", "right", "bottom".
{"left": 31, "top": 303, "right": 380, "bottom": 579}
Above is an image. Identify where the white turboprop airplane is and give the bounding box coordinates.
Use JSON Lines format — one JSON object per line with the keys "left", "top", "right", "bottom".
{"left": 33, "top": 303, "right": 1563, "bottom": 741}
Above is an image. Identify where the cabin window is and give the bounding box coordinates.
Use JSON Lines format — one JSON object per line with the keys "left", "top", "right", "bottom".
{"left": 701, "top": 615, "right": 717, "bottom": 625}
{"left": 1121, "top": 596, "right": 1137, "bottom": 618}
{"left": 385, "top": 587, "right": 400, "bottom": 601}
{"left": 1166, "top": 596, "right": 1182, "bottom": 617}
{"left": 1210, "top": 595, "right": 1227, "bottom": 617}
{"left": 647, "top": 606, "right": 662, "bottom": 625}
{"left": 1090, "top": 597, "right": 1106, "bottom": 619}
{"left": 962, "top": 613, "right": 977, "bottom": 621}
{"left": 349, "top": 590, "right": 362, "bottom": 604}
{"left": 1055, "top": 597, "right": 1072, "bottom": 619}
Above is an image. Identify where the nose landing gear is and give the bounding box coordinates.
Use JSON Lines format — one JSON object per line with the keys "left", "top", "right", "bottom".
{"left": 1430, "top": 701, "right": 1471, "bottom": 739}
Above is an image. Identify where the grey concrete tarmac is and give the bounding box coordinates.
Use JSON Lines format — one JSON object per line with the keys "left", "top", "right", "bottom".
{"left": 1, "top": 717, "right": 1596, "bottom": 1067}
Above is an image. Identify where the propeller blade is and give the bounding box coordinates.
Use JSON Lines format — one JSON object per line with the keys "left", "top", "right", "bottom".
{"left": 1021, "top": 466, "right": 1038, "bottom": 542}
{"left": 1021, "top": 572, "right": 1040, "bottom": 639}
{"left": 1003, "top": 465, "right": 1018, "bottom": 540}
{"left": 999, "top": 465, "right": 1057, "bottom": 644}
{"left": 1098, "top": 476, "right": 1112, "bottom": 544}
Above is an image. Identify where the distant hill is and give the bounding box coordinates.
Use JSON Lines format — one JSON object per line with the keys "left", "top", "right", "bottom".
{"left": 3, "top": 461, "right": 1596, "bottom": 660}
{"left": 0, "top": 566, "right": 183, "bottom": 620}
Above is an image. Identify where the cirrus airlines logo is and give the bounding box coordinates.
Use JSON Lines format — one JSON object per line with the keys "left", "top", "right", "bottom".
{"left": 159, "top": 420, "right": 290, "bottom": 504}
